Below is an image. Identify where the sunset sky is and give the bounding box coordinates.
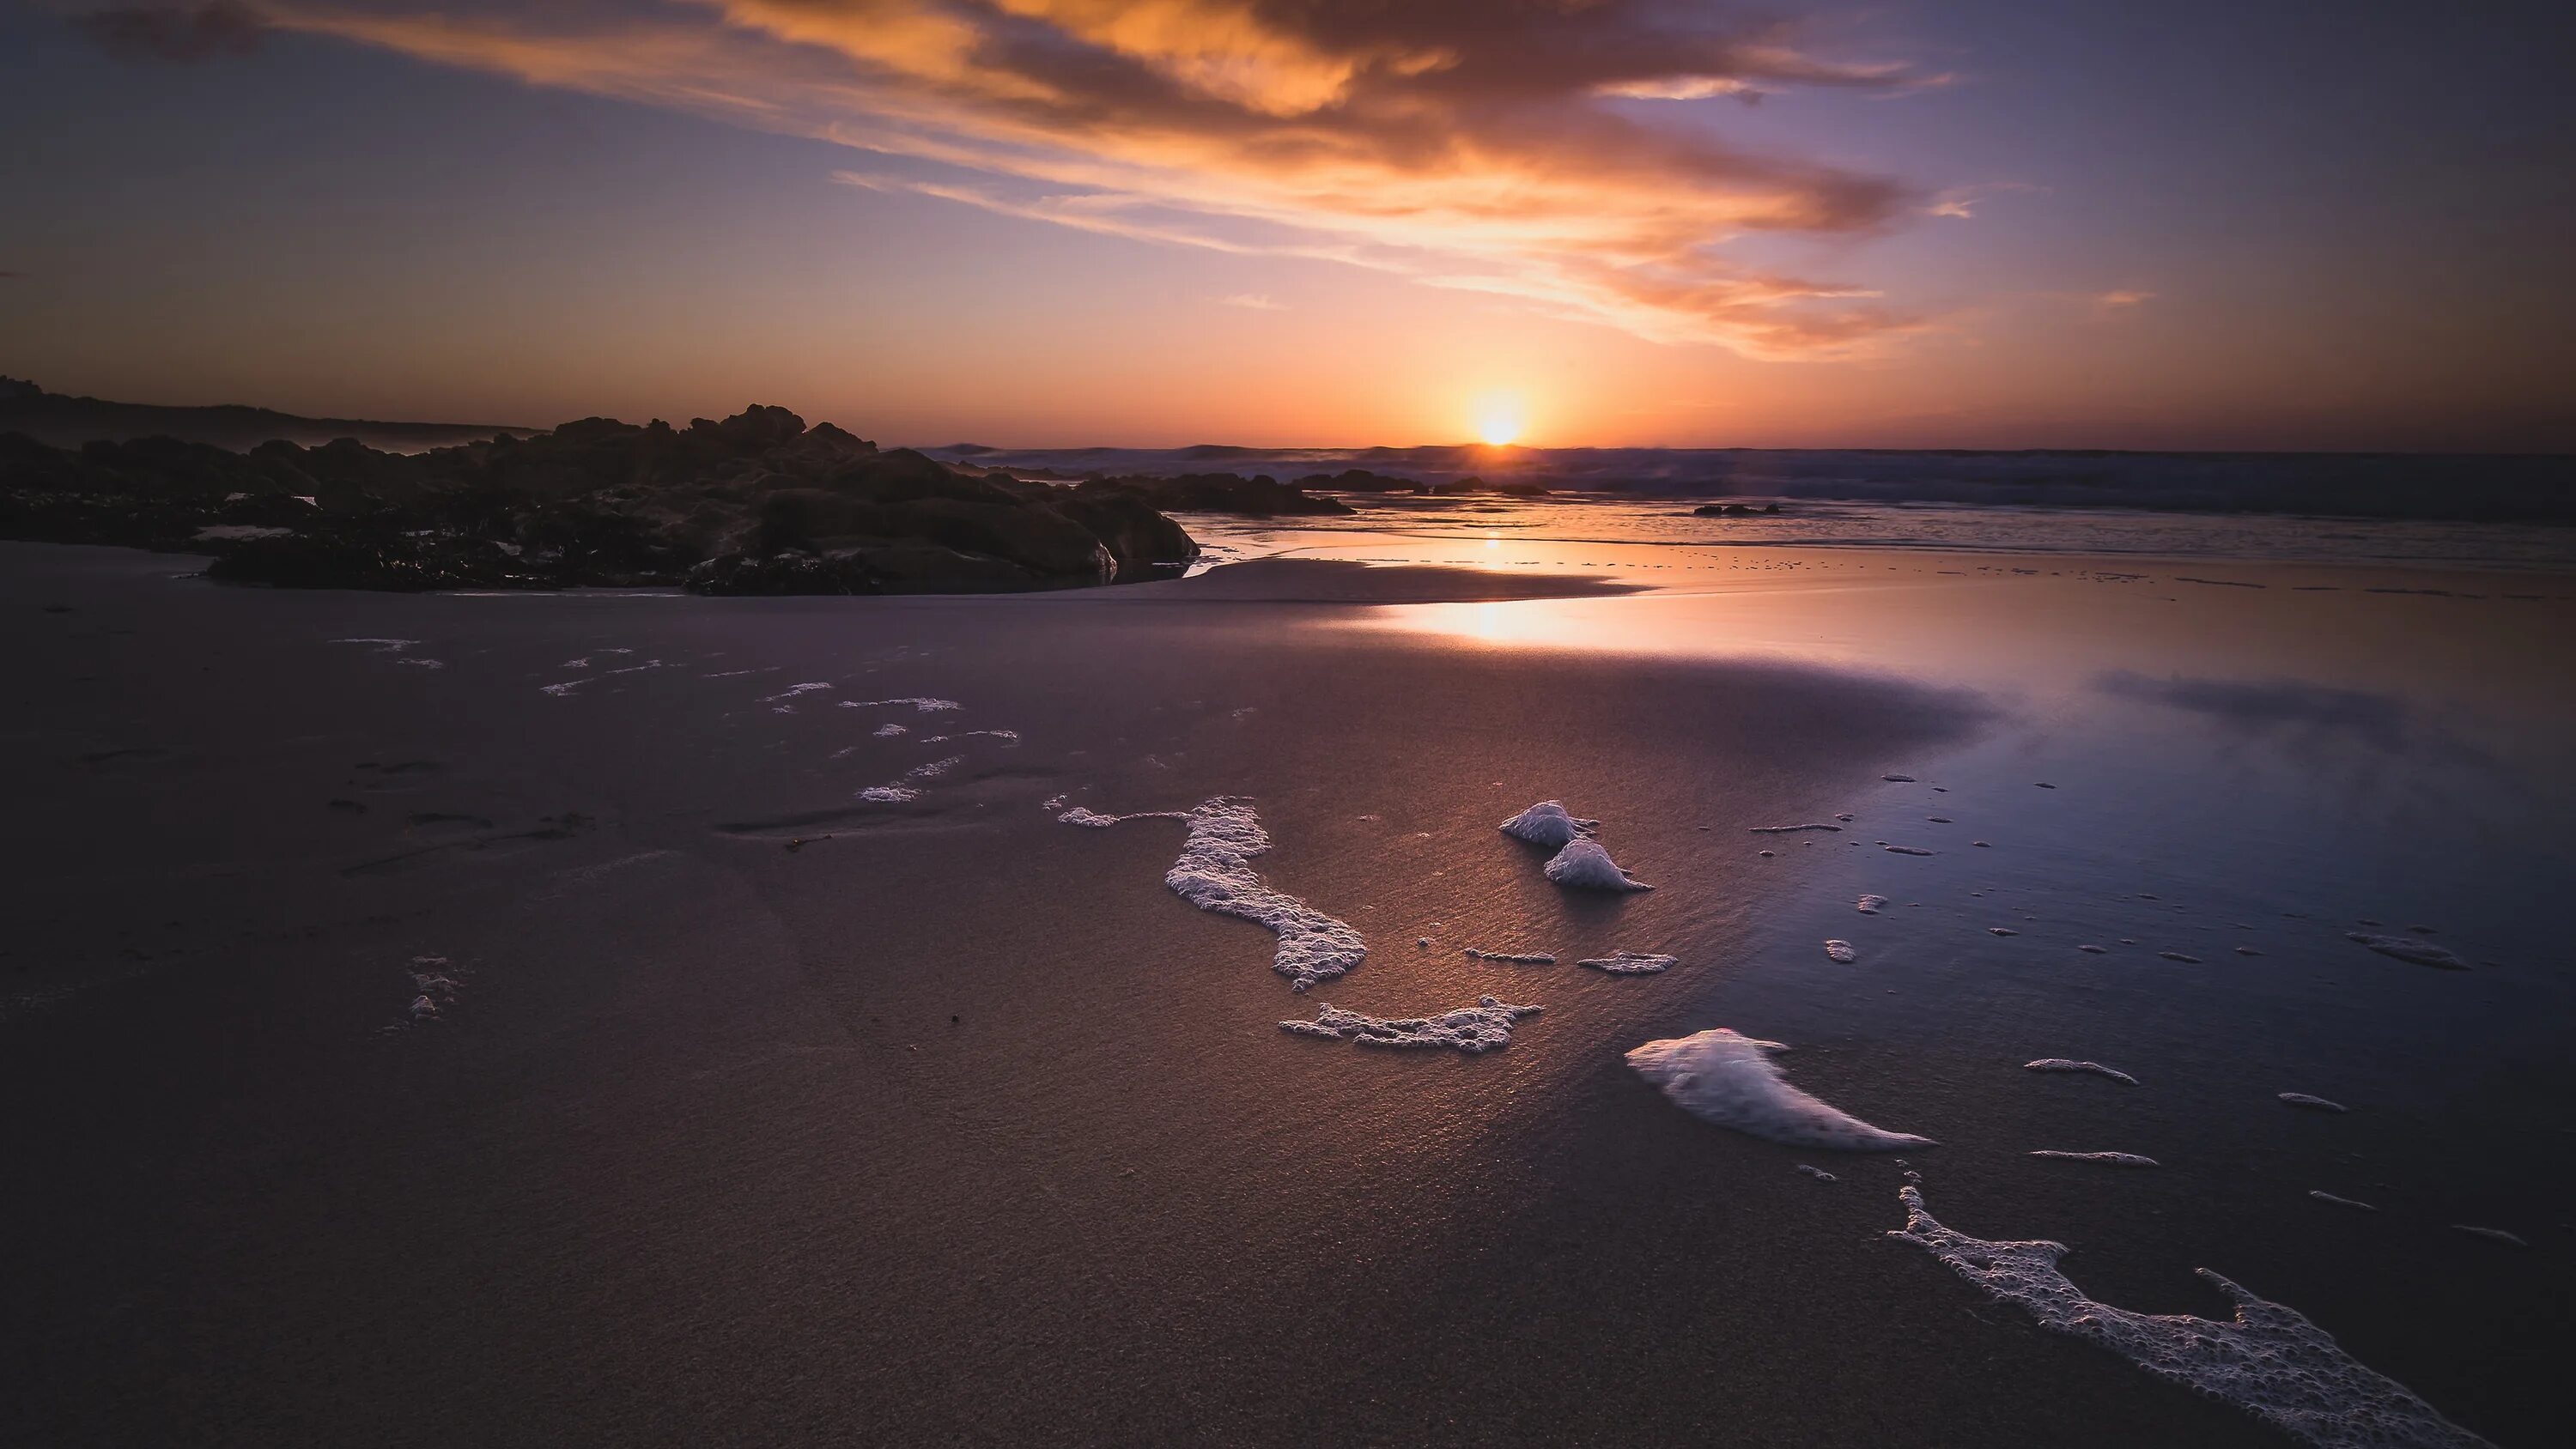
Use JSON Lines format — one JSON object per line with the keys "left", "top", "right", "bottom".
{"left": 4, "top": 1, "right": 2571, "bottom": 450}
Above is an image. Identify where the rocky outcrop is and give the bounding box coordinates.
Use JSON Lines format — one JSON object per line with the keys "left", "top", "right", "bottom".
{"left": 0, "top": 404, "right": 1200, "bottom": 592}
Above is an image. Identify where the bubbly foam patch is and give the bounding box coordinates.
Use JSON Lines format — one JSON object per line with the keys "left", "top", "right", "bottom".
{"left": 1797, "top": 1164, "right": 1838, "bottom": 1183}
{"left": 762, "top": 682, "right": 832, "bottom": 704}
{"left": 1464, "top": 948, "right": 1556, "bottom": 965}
{"left": 1825, "top": 940, "right": 1856, "bottom": 963}
{"left": 1500, "top": 800, "right": 1597, "bottom": 848}
{"left": 1544, "top": 838, "right": 1652, "bottom": 891}
{"left": 874, "top": 723, "right": 908, "bottom": 737}
{"left": 1281, "top": 996, "right": 1539, "bottom": 1053}
{"left": 1579, "top": 950, "right": 1674, "bottom": 975}
{"left": 2026, "top": 1059, "right": 2139, "bottom": 1086}
{"left": 2030, "top": 1150, "right": 2160, "bottom": 1167}
{"left": 1625, "top": 1028, "right": 1934, "bottom": 1151}
{"left": 1066, "top": 797, "right": 1365, "bottom": 991}
{"left": 840, "top": 697, "right": 961, "bottom": 712}
{"left": 1856, "top": 894, "right": 1889, "bottom": 914}
{"left": 2346, "top": 933, "right": 2469, "bottom": 970}
{"left": 858, "top": 785, "right": 919, "bottom": 803}
{"left": 543, "top": 658, "right": 664, "bottom": 695}
{"left": 2279, "top": 1093, "right": 2348, "bottom": 1113}
{"left": 1889, "top": 1185, "right": 2494, "bottom": 1449}
{"left": 389, "top": 955, "right": 460, "bottom": 1030}
{"left": 2309, "top": 1191, "right": 2378, "bottom": 1211}
{"left": 2449, "top": 1225, "right": 2525, "bottom": 1248}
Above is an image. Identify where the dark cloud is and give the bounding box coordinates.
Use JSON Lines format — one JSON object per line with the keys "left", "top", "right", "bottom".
{"left": 71, "top": 2, "right": 268, "bottom": 63}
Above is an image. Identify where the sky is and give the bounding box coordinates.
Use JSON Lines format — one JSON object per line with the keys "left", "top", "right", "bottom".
{"left": 3, "top": 1, "right": 2572, "bottom": 451}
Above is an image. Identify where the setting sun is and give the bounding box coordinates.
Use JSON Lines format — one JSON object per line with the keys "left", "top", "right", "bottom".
{"left": 1473, "top": 392, "right": 1528, "bottom": 446}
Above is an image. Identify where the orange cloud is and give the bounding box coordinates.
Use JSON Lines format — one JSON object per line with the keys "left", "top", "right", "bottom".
{"left": 231, "top": 0, "right": 1944, "bottom": 356}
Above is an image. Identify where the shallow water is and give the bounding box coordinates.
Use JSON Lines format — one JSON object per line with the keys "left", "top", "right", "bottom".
{"left": 3, "top": 529, "right": 2568, "bottom": 1448}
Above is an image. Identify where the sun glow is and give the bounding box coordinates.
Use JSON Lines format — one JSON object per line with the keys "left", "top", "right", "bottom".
{"left": 1473, "top": 391, "right": 1528, "bottom": 446}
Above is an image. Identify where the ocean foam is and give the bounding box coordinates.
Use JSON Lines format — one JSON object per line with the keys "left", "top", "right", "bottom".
{"left": 1500, "top": 800, "right": 1597, "bottom": 848}
{"left": 2279, "top": 1093, "right": 2348, "bottom": 1113}
{"left": 1069, "top": 797, "right": 1365, "bottom": 991}
{"left": 1625, "top": 1028, "right": 1934, "bottom": 1151}
{"left": 1890, "top": 1186, "right": 2494, "bottom": 1449}
{"left": 2346, "top": 933, "right": 2469, "bottom": 970}
{"left": 858, "top": 785, "right": 919, "bottom": 803}
{"left": 1579, "top": 950, "right": 1675, "bottom": 975}
{"left": 2078, "top": 944, "right": 2108, "bottom": 954}
{"left": 1797, "top": 1164, "right": 1838, "bottom": 1183}
{"left": 542, "top": 658, "right": 664, "bottom": 695}
{"left": 1280, "top": 996, "right": 1539, "bottom": 1053}
{"left": 2448, "top": 1226, "right": 2526, "bottom": 1248}
{"left": 905, "top": 755, "right": 964, "bottom": 780}
{"left": 1989, "top": 927, "right": 2020, "bottom": 937}
{"left": 874, "top": 723, "right": 908, "bottom": 737}
{"left": 762, "top": 682, "right": 832, "bottom": 703}
{"left": 1464, "top": 948, "right": 1557, "bottom": 965}
{"left": 839, "top": 697, "right": 962, "bottom": 712}
{"left": 1856, "top": 894, "right": 1889, "bottom": 914}
{"left": 395, "top": 955, "right": 460, "bottom": 1028}
{"left": 2026, "top": 1059, "right": 2140, "bottom": 1086}
{"left": 2309, "top": 1191, "right": 2378, "bottom": 1211}
{"left": 2030, "top": 1150, "right": 2160, "bottom": 1167}
{"left": 1751, "top": 823, "right": 1843, "bottom": 834}
{"left": 1825, "top": 940, "right": 1856, "bottom": 963}
{"left": 2160, "top": 951, "right": 2204, "bottom": 963}
{"left": 1544, "top": 838, "right": 1652, "bottom": 891}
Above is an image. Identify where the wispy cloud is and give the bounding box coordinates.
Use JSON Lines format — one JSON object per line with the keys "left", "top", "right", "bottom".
{"left": 2094, "top": 289, "right": 2154, "bottom": 310}
{"left": 1219, "top": 292, "right": 1283, "bottom": 310}
{"left": 116, "top": 1, "right": 1952, "bottom": 355}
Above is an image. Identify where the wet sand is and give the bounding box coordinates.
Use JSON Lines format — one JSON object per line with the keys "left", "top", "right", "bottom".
{"left": 3, "top": 538, "right": 2567, "bottom": 1447}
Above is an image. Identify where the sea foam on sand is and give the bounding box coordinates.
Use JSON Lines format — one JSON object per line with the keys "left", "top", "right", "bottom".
{"left": 2030, "top": 1150, "right": 2160, "bottom": 1167}
{"left": 1578, "top": 950, "right": 1674, "bottom": 975}
{"left": 1281, "top": 996, "right": 1539, "bottom": 1053}
{"left": 1543, "top": 838, "right": 1652, "bottom": 891}
{"left": 1501, "top": 799, "right": 1651, "bottom": 890}
{"left": 1890, "top": 1186, "right": 2494, "bottom": 1449}
{"left": 2347, "top": 933, "right": 2469, "bottom": 969}
{"left": 2026, "top": 1059, "right": 2139, "bottom": 1086}
{"left": 1625, "top": 1028, "right": 1934, "bottom": 1150}
{"left": 1499, "top": 800, "right": 1596, "bottom": 848}
{"left": 1065, "top": 797, "right": 1364, "bottom": 991}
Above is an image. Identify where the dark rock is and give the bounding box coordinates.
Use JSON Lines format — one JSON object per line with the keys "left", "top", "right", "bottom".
{"left": 1, "top": 403, "right": 1200, "bottom": 593}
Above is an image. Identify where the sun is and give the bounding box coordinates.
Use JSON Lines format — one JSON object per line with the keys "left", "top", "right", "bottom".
{"left": 1472, "top": 391, "right": 1527, "bottom": 446}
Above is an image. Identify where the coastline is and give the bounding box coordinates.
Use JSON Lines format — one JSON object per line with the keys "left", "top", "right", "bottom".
{"left": 3, "top": 536, "right": 2566, "bottom": 1447}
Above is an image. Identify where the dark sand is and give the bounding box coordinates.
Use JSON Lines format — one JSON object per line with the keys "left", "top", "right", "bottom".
{"left": 4, "top": 540, "right": 2567, "bottom": 1447}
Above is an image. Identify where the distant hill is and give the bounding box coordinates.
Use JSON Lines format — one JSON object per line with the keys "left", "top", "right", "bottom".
{"left": 0, "top": 377, "right": 536, "bottom": 453}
